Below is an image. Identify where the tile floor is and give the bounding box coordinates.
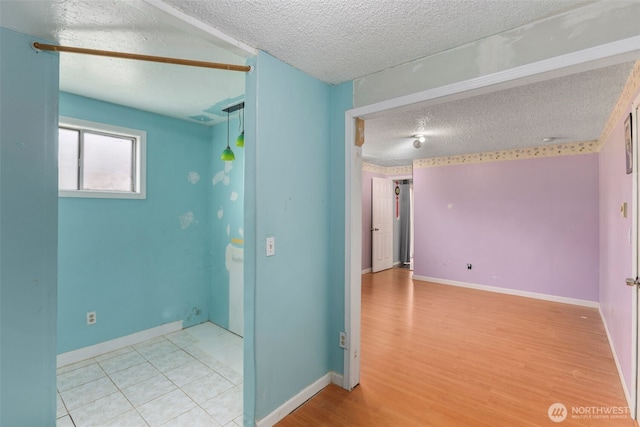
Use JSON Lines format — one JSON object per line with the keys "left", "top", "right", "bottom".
{"left": 56, "top": 322, "right": 243, "bottom": 427}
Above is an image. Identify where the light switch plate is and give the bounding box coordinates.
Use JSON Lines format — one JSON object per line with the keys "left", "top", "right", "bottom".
{"left": 266, "top": 236, "right": 275, "bottom": 256}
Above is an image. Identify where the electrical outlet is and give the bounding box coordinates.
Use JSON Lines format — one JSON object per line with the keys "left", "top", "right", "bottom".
{"left": 87, "top": 311, "right": 96, "bottom": 325}
{"left": 339, "top": 331, "right": 348, "bottom": 349}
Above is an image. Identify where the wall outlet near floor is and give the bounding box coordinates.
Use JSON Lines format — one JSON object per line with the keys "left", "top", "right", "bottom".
{"left": 467, "top": 263, "right": 472, "bottom": 270}
{"left": 339, "top": 331, "right": 348, "bottom": 349}
{"left": 86, "top": 311, "right": 96, "bottom": 325}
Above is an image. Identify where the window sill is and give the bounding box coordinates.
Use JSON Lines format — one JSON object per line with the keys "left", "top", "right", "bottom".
{"left": 58, "top": 189, "right": 146, "bottom": 200}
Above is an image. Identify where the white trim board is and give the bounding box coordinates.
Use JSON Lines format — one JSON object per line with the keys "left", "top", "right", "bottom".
{"left": 362, "top": 268, "right": 372, "bottom": 274}
{"left": 57, "top": 320, "right": 183, "bottom": 367}
{"left": 256, "top": 372, "right": 343, "bottom": 427}
{"left": 412, "top": 275, "right": 599, "bottom": 308}
{"left": 599, "top": 307, "right": 633, "bottom": 411}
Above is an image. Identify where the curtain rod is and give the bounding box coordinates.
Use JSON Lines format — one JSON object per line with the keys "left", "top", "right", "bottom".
{"left": 32, "top": 42, "right": 251, "bottom": 73}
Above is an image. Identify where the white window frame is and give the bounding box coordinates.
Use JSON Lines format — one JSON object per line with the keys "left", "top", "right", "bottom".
{"left": 58, "top": 117, "right": 146, "bottom": 199}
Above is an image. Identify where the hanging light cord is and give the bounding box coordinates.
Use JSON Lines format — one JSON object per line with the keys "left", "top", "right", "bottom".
{"left": 227, "top": 110, "right": 230, "bottom": 149}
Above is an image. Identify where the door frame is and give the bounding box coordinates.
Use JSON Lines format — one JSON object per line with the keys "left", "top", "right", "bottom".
{"left": 343, "top": 40, "right": 640, "bottom": 391}
{"left": 633, "top": 93, "right": 640, "bottom": 418}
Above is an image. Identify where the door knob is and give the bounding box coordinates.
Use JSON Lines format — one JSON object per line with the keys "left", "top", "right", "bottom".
{"left": 625, "top": 277, "right": 639, "bottom": 286}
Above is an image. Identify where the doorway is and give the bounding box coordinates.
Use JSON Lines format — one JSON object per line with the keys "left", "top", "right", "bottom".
{"left": 343, "top": 48, "right": 640, "bottom": 392}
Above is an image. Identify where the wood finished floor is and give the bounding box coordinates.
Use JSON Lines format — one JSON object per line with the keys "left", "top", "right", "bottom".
{"left": 277, "top": 268, "right": 635, "bottom": 426}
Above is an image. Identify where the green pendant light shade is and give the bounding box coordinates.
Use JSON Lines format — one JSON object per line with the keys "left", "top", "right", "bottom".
{"left": 220, "top": 108, "right": 235, "bottom": 161}
{"left": 235, "top": 103, "right": 245, "bottom": 147}
{"left": 235, "top": 131, "right": 244, "bottom": 147}
{"left": 220, "top": 146, "right": 235, "bottom": 161}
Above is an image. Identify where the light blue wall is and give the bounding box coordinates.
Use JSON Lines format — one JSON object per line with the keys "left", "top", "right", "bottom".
{"left": 244, "top": 51, "right": 332, "bottom": 422}
{"left": 209, "top": 116, "right": 244, "bottom": 329}
{"left": 57, "top": 93, "right": 211, "bottom": 353}
{"left": 0, "top": 28, "right": 59, "bottom": 426}
{"left": 328, "top": 82, "right": 353, "bottom": 374}
{"left": 243, "top": 56, "right": 258, "bottom": 426}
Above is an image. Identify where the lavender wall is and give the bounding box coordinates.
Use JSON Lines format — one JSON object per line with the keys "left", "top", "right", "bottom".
{"left": 362, "top": 170, "right": 385, "bottom": 271}
{"left": 599, "top": 88, "right": 639, "bottom": 395}
{"left": 413, "top": 154, "right": 600, "bottom": 301}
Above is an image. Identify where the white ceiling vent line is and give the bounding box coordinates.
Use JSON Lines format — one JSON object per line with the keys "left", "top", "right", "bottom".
{"left": 138, "top": 0, "right": 257, "bottom": 58}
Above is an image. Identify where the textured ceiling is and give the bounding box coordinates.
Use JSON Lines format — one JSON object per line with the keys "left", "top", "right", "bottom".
{"left": 1, "top": 0, "right": 632, "bottom": 167}
{"left": 362, "top": 62, "right": 635, "bottom": 166}
{"left": 164, "top": 0, "right": 593, "bottom": 84}
{"left": 0, "top": 0, "right": 248, "bottom": 125}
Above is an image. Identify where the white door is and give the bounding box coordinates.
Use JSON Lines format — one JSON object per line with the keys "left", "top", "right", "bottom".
{"left": 371, "top": 177, "right": 393, "bottom": 273}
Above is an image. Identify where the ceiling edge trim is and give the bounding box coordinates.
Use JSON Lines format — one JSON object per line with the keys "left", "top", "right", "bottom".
{"left": 139, "top": 0, "right": 258, "bottom": 58}
{"left": 413, "top": 140, "right": 599, "bottom": 169}
{"left": 598, "top": 60, "right": 640, "bottom": 148}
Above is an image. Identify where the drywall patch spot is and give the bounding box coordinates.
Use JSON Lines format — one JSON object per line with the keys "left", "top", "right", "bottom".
{"left": 217, "top": 208, "right": 224, "bottom": 219}
{"left": 239, "top": 228, "right": 244, "bottom": 237}
{"left": 223, "top": 176, "right": 230, "bottom": 186}
{"left": 225, "top": 162, "right": 233, "bottom": 173}
{"left": 447, "top": 204, "right": 453, "bottom": 210}
{"left": 188, "top": 172, "right": 200, "bottom": 184}
{"left": 179, "top": 211, "right": 195, "bottom": 229}
{"left": 230, "top": 192, "right": 238, "bottom": 201}
{"left": 212, "top": 171, "right": 225, "bottom": 185}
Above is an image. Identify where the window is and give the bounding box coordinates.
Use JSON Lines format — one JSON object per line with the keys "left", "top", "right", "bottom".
{"left": 58, "top": 117, "right": 146, "bottom": 199}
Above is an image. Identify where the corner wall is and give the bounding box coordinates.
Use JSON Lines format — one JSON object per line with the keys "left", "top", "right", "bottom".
{"left": 0, "top": 28, "right": 59, "bottom": 425}
{"left": 246, "top": 51, "right": 334, "bottom": 423}
{"left": 209, "top": 116, "right": 244, "bottom": 331}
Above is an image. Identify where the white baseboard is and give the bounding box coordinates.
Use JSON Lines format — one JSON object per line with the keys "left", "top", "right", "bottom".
{"left": 330, "top": 372, "right": 344, "bottom": 387}
{"left": 412, "top": 275, "right": 599, "bottom": 308}
{"left": 362, "top": 268, "right": 372, "bottom": 274}
{"left": 393, "top": 261, "right": 401, "bottom": 266}
{"left": 256, "top": 371, "right": 341, "bottom": 427}
{"left": 57, "top": 320, "right": 183, "bottom": 367}
{"left": 599, "top": 307, "right": 633, "bottom": 411}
